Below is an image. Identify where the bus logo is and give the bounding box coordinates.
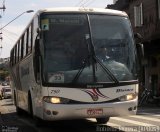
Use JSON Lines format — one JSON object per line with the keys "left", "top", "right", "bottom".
{"left": 82, "top": 88, "right": 109, "bottom": 101}
{"left": 116, "top": 88, "right": 133, "bottom": 93}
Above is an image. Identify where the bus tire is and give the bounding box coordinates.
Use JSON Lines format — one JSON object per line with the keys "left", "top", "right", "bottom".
{"left": 13, "top": 91, "right": 16, "bottom": 105}
{"left": 28, "top": 92, "right": 44, "bottom": 126}
{"left": 96, "top": 117, "right": 110, "bottom": 124}
{"left": 28, "top": 92, "right": 33, "bottom": 118}
{"left": 14, "top": 91, "right": 24, "bottom": 116}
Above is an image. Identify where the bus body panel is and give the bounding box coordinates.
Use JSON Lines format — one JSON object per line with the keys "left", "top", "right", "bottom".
{"left": 11, "top": 14, "right": 40, "bottom": 114}
{"left": 47, "top": 85, "right": 138, "bottom": 102}
{"left": 33, "top": 84, "right": 138, "bottom": 120}
{"left": 42, "top": 99, "right": 137, "bottom": 120}
{"left": 13, "top": 55, "right": 34, "bottom": 111}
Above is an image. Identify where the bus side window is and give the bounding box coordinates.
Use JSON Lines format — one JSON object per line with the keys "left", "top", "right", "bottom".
{"left": 21, "top": 38, "right": 24, "bottom": 59}
{"left": 14, "top": 46, "right": 17, "bottom": 64}
{"left": 11, "top": 49, "right": 14, "bottom": 66}
{"left": 34, "top": 38, "right": 41, "bottom": 83}
{"left": 23, "top": 33, "right": 27, "bottom": 57}
{"left": 18, "top": 40, "right": 21, "bottom": 61}
{"left": 17, "top": 43, "right": 19, "bottom": 62}
{"left": 28, "top": 24, "right": 33, "bottom": 53}
{"left": 26, "top": 28, "right": 29, "bottom": 55}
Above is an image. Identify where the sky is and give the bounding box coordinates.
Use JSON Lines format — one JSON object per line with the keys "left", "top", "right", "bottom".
{"left": 0, "top": 0, "right": 113, "bottom": 58}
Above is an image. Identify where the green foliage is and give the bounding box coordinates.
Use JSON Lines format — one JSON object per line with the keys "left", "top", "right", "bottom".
{"left": 0, "top": 65, "right": 10, "bottom": 81}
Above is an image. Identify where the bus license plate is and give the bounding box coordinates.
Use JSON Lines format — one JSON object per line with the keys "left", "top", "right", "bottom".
{"left": 87, "top": 108, "right": 103, "bottom": 115}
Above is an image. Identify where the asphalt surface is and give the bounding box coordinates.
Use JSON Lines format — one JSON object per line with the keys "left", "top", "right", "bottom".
{"left": 0, "top": 98, "right": 160, "bottom": 132}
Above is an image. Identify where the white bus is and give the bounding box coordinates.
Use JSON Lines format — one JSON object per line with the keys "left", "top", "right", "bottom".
{"left": 10, "top": 7, "right": 142, "bottom": 124}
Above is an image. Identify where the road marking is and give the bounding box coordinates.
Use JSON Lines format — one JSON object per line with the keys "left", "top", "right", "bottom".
{"left": 87, "top": 118, "right": 96, "bottom": 122}
{"left": 140, "top": 112, "right": 160, "bottom": 117}
{"left": 111, "top": 117, "right": 158, "bottom": 126}
{"left": 130, "top": 115, "right": 160, "bottom": 122}
{"left": 138, "top": 108, "right": 160, "bottom": 112}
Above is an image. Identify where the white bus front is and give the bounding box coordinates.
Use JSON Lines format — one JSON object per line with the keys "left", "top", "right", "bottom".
{"left": 34, "top": 9, "right": 139, "bottom": 123}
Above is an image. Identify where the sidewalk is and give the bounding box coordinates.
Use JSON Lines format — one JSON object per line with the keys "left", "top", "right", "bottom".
{"left": 0, "top": 100, "right": 9, "bottom": 114}
{"left": 0, "top": 99, "right": 16, "bottom": 114}
{"left": 138, "top": 102, "right": 160, "bottom": 112}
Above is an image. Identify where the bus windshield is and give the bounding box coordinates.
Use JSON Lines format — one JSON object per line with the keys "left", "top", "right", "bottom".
{"left": 41, "top": 14, "right": 137, "bottom": 84}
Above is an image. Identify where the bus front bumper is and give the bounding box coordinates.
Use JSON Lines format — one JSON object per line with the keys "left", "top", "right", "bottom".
{"left": 42, "top": 99, "right": 138, "bottom": 121}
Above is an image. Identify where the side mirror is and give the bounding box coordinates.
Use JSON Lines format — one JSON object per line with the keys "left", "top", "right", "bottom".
{"left": 134, "top": 33, "right": 143, "bottom": 44}
{"left": 134, "top": 33, "right": 144, "bottom": 60}
{"left": 136, "top": 43, "right": 144, "bottom": 59}
{"left": 36, "top": 28, "right": 41, "bottom": 34}
{"left": 35, "top": 38, "right": 40, "bottom": 56}
{"left": 134, "top": 33, "right": 145, "bottom": 87}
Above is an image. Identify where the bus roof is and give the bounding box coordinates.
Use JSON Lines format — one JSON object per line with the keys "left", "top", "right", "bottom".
{"left": 37, "top": 7, "right": 128, "bottom": 17}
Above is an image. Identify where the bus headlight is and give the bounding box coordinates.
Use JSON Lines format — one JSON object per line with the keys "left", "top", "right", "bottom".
{"left": 50, "top": 97, "right": 61, "bottom": 104}
{"left": 118, "top": 93, "right": 137, "bottom": 101}
{"left": 43, "top": 96, "right": 70, "bottom": 104}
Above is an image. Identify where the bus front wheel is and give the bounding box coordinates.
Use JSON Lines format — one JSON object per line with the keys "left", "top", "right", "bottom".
{"left": 96, "top": 117, "right": 110, "bottom": 124}
{"left": 28, "top": 92, "right": 33, "bottom": 117}
{"left": 14, "top": 91, "right": 24, "bottom": 115}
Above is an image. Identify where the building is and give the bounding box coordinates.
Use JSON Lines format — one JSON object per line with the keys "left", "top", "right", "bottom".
{"left": 113, "top": 0, "right": 118, "bottom": 4}
{"left": 107, "top": 0, "right": 160, "bottom": 97}
{"left": 0, "top": 57, "right": 10, "bottom": 64}
{"left": 108, "top": 0, "right": 129, "bottom": 10}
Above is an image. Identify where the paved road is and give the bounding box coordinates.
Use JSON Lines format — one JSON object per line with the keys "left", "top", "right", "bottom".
{"left": 0, "top": 99, "right": 160, "bottom": 132}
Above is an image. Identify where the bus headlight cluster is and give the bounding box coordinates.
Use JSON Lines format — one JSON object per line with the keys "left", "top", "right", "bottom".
{"left": 118, "top": 93, "right": 137, "bottom": 101}
{"left": 43, "top": 96, "right": 70, "bottom": 104}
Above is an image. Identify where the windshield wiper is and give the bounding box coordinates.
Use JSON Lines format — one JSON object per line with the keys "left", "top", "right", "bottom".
{"left": 71, "top": 58, "right": 89, "bottom": 83}
{"left": 71, "top": 55, "right": 119, "bottom": 84}
{"left": 94, "top": 55, "right": 119, "bottom": 84}
{"left": 71, "top": 51, "right": 119, "bottom": 84}
{"left": 72, "top": 32, "right": 94, "bottom": 83}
